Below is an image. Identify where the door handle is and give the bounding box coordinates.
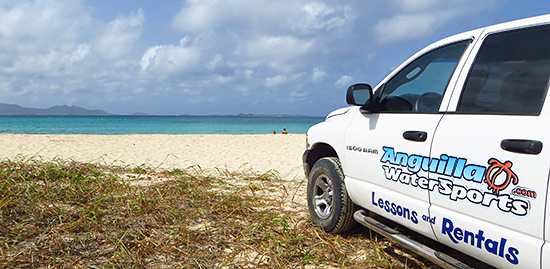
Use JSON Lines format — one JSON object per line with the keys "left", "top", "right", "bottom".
{"left": 403, "top": 131, "right": 427, "bottom": 142}
{"left": 501, "top": 139, "right": 543, "bottom": 155}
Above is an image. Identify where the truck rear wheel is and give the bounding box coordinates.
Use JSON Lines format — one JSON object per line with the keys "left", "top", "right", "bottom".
{"left": 307, "top": 157, "right": 356, "bottom": 233}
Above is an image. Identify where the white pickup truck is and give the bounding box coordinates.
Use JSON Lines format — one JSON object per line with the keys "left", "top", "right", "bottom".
{"left": 303, "top": 15, "right": 550, "bottom": 268}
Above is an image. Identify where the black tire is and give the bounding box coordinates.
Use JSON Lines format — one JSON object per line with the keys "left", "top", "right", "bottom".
{"left": 307, "top": 157, "right": 356, "bottom": 234}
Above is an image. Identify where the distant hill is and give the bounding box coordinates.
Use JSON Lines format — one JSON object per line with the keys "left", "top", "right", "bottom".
{"left": 0, "top": 104, "right": 111, "bottom": 116}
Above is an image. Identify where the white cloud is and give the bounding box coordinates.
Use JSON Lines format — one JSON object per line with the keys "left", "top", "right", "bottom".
{"left": 0, "top": 0, "right": 92, "bottom": 74}
{"left": 291, "top": 2, "right": 352, "bottom": 32}
{"left": 213, "top": 75, "right": 232, "bottom": 84}
{"left": 207, "top": 55, "right": 224, "bottom": 71}
{"left": 374, "top": 14, "right": 438, "bottom": 44}
{"left": 171, "top": 0, "right": 285, "bottom": 33}
{"left": 398, "top": 0, "right": 439, "bottom": 12}
{"left": 290, "top": 90, "right": 308, "bottom": 102}
{"left": 266, "top": 75, "right": 287, "bottom": 87}
{"left": 171, "top": 0, "right": 227, "bottom": 32}
{"left": 243, "top": 70, "right": 254, "bottom": 80}
{"left": 0, "top": 0, "right": 90, "bottom": 47}
{"left": 70, "top": 44, "right": 91, "bottom": 63}
{"left": 140, "top": 36, "right": 202, "bottom": 74}
{"left": 94, "top": 9, "right": 144, "bottom": 60}
{"left": 171, "top": 0, "right": 351, "bottom": 35}
{"left": 140, "top": 46, "right": 160, "bottom": 71}
{"left": 0, "top": 0, "right": 502, "bottom": 116}
{"left": 312, "top": 67, "right": 327, "bottom": 83}
{"left": 238, "top": 35, "right": 316, "bottom": 72}
{"left": 373, "top": 0, "right": 498, "bottom": 44}
{"left": 165, "top": 0, "right": 356, "bottom": 113}
{"left": 335, "top": 75, "right": 353, "bottom": 88}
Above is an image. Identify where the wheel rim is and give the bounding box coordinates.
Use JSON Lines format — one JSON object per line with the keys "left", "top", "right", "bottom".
{"left": 313, "top": 174, "right": 333, "bottom": 219}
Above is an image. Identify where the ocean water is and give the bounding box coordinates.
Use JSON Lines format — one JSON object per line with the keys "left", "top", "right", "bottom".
{"left": 0, "top": 116, "right": 324, "bottom": 134}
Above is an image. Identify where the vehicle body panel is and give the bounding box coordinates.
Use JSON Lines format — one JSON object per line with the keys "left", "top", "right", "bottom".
{"left": 305, "top": 14, "right": 550, "bottom": 268}
{"left": 344, "top": 27, "right": 479, "bottom": 240}
{"left": 429, "top": 115, "right": 549, "bottom": 267}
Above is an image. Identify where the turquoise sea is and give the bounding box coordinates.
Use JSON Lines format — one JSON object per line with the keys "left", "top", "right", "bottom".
{"left": 0, "top": 116, "right": 324, "bottom": 134}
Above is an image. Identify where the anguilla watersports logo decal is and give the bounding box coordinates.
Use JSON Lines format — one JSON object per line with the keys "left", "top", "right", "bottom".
{"left": 485, "top": 158, "right": 518, "bottom": 195}
{"left": 380, "top": 146, "right": 533, "bottom": 216}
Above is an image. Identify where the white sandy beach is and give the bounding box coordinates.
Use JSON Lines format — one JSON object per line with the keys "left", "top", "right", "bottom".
{"left": 0, "top": 134, "right": 307, "bottom": 180}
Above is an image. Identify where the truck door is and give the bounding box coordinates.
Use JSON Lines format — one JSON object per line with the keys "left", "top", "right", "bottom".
{"left": 344, "top": 37, "right": 473, "bottom": 238}
{"left": 429, "top": 24, "right": 550, "bottom": 268}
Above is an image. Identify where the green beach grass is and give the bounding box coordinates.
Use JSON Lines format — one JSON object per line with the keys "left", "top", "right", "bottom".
{"left": 0, "top": 158, "right": 434, "bottom": 268}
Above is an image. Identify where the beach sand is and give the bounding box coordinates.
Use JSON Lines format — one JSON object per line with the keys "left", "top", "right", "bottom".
{"left": 0, "top": 134, "right": 307, "bottom": 180}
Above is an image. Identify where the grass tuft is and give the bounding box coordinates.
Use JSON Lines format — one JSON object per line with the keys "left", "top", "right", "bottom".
{"left": 0, "top": 158, "right": 433, "bottom": 268}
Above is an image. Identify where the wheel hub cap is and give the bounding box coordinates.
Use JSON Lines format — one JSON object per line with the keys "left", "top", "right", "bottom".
{"left": 313, "top": 175, "right": 333, "bottom": 219}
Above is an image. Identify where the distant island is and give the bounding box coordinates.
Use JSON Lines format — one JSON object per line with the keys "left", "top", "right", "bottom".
{"left": 0, "top": 104, "right": 110, "bottom": 116}
{"left": 0, "top": 103, "right": 322, "bottom": 118}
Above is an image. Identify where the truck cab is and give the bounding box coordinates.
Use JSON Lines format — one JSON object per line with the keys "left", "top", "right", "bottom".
{"left": 303, "top": 14, "right": 550, "bottom": 268}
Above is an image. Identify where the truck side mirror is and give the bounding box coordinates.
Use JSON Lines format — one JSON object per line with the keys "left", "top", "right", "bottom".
{"left": 346, "top": 83, "right": 373, "bottom": 108}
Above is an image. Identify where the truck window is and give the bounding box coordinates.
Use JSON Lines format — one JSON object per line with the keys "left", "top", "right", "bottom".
{"left": 378, "top": 40, "right": 471, "bottom": 113}
{"left": 458, "top": 25, "right": 550, "bottom": 115}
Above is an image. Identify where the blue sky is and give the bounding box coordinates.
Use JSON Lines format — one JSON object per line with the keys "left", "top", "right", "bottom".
{"left": 0, "top": 0, "right": 549, "bottom": 116}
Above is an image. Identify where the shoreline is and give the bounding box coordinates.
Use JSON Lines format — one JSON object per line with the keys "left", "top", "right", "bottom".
{"left": 0, "top": 134, "right": 307, "bottom": 180}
